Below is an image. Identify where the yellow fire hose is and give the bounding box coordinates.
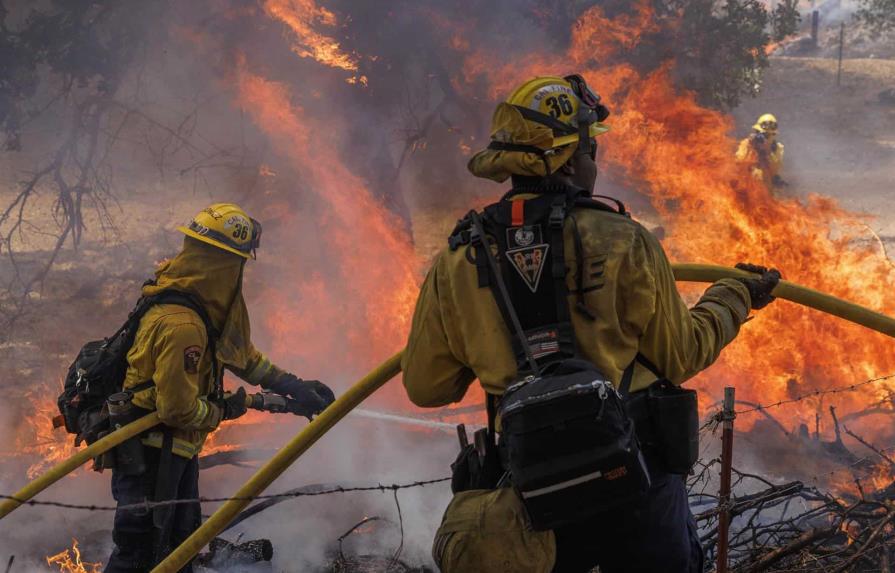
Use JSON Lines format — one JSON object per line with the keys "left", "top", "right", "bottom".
{"left": 0, "top": 411, "right": 162, "bottom": 520}
{"left": 0, "top": 392, "right": 289, "bottom": 521}
{"left": 2, "top": 265, "right": 891, "bottom": 563}
{"left": 672, "top": 264, "right": 895, "bottom": 338}
{"left": 150, "top": 264, "right": 895, "bottom": 572}
{"left": 151, "top": 352, "right": 403, "bottom": 572}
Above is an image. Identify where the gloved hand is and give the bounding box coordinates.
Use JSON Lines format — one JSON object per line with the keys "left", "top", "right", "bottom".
{"left": 735, "top": 263, "right": 782, "bottom": 310}
{"left": 267, "top": 373, "right": 336, "bottom": 419}
{"left": 219, "top": 387, "right": 248, "bottom": 421}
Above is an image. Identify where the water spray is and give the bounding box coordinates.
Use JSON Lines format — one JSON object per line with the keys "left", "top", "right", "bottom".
{"left": 4, "top": 265, "right": 893, "bottom": 567}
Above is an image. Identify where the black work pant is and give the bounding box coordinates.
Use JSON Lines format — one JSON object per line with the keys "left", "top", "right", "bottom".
{"left": 551, "top": 470, "right": 704, "bottom": 573}
{"left": 105, "top": 446, "right": 200, "bottom": 573}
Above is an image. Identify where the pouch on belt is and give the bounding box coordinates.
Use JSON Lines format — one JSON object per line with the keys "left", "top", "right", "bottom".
{"left": 626, "top": 380, "right": 699, "bottom": 475}
{"left": 432, "top": 488, "right": 555, "bottom": 573}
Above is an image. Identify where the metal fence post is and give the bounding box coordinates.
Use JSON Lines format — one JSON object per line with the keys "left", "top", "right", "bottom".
{"left": 716, "top": 387, "right": 736, "bottom": 573}
{"left": 811, "top": 11, "right": 819, "bottom": 46}
{"left": 837, "top": 23, "right": 845, "bottom": 87}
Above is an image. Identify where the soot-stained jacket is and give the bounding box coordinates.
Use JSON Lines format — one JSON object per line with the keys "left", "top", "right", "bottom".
{"left": 402, "top": 195, "right": 753, "bottom": 407}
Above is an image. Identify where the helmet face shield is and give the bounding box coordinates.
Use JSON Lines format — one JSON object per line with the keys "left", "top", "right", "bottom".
{"left": 565, "top": 74, "right": 599, "bottom": 108}
{"left": 755, "top": 113, "right": 778, "bottom": 135}
{"left": 249, "top": 217, "right": 262, "bottom": 256}
{"left": 564, "top": 74, "right": 610, "bottom": 122}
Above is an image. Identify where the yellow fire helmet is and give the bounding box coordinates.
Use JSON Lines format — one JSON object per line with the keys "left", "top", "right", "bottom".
{"left": 753, "top": 113, "right": 778, "bottom": 135}
{"left": 505, "top": 74, "right": 611, "bottom": 149}
{"left": 178, "top": 203, "right": 262, "bottom": 259}
{"left": 468, "top": 74, "right": 611, "bottom": 182}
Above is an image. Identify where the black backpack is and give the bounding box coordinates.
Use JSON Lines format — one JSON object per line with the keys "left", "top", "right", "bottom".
{"left": 57, "top": 289, "right": 219, "bottom": 445}
{"left": 449, "top": 188, "right": 651, "bottom": 531}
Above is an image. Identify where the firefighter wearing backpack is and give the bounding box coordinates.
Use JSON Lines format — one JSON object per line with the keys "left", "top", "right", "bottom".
{"left": 103, "top": 203, "right": 336, "bottom": 573}
{"left": 402, "top": 76, "right": 781, "bottom": 573}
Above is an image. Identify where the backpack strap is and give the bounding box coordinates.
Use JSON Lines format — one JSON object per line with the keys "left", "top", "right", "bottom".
{"left": 547, "top": 195, "right": 577, "bottom": 358}
{"left": 485, "top": 392, "right": 498, "bottom": 439}
{"left": 129, "top": 380, "right": 155, "bottom": 394}
{"left": 469, "top": 211, "right": 541, "bottom": 377}
{"left": 619, "top": 353, "right": 666, "bottom": 398}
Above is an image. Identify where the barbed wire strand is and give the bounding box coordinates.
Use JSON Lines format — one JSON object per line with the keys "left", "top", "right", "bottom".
{"left": 0, "top": 477, "right": 451, "bottom": 513}
{"left": 7, "top": 374, "right": 895, "bottom": 518}
{"left": 732, "top": 373, "right": 895, "bottom": 415}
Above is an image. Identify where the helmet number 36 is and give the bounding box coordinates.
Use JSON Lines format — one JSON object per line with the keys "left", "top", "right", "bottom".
{"left": 225, "top": 214, "right": 251, "bottom": 241}
{"left": 545, "top": 94, "right": 574, "bottom": 118}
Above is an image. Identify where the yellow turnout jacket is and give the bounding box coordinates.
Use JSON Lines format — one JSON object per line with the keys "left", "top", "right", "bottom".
{"left": 402, "top": 197, "right": 752, "bottom": 406}
{"left": 736, "top": 134, "right": 784, "bottom": 186}
{"left": 124, "top": 238, "right": 285, "bottom": 458}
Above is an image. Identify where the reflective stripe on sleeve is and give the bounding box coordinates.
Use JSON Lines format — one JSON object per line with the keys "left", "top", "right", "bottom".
{"left": 246, "top": 355, "right": 274, "bottom": 385}
{"left": 188, "top": 399, "right": 209, "bottom": 427}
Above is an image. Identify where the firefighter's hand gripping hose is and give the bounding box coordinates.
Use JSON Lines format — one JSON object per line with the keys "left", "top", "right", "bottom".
{"left": 151, "top": 352, "right": 403, "bottom": 573}
{"left": 152, "top": 265, "right": 895, "bottom": 572}
{"left": 672, "top": 264, "right": 895, "bottom": 337}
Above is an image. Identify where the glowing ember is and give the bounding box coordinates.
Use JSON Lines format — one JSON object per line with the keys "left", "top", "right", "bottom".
{"left": 46, "top": 539, "right": 102, "bottom": 573}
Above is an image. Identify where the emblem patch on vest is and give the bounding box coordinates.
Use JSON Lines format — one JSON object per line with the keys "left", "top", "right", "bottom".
{"left": 505, "top": 224, "right": 548, "bottom": 293}
{"left": 183, "top": 346, "right": 202, "bottom": 374}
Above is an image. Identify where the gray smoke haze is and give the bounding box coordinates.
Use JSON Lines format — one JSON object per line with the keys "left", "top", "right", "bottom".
{"left": 1, "top": 0, "right": 893, "bottom": 570}
{"left": 0, "top": 0, "right": 551, "bottom": 569}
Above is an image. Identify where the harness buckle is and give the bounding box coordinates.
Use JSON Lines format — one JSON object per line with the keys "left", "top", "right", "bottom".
{"left": 549, "top": 203, "right": 565, "bottom": 229}
{"left": 448, "top": 230, "right": 470, "bottom": 251}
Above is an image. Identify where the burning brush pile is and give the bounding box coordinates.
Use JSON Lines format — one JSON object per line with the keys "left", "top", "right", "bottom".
{"left": 3, "top": 0, "right": 895, "bottom": 571}
{"left": 692, "top": 404, "right": 895, "bottom": 572}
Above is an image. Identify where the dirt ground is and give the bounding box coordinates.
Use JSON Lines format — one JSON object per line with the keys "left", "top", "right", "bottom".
{"left": 733, "top": 56, "right": 895, "bottom": 237}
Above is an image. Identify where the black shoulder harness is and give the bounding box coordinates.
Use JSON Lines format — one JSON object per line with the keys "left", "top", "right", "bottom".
{"left": 447, "top": 187, "right": 628, "bottom": 373}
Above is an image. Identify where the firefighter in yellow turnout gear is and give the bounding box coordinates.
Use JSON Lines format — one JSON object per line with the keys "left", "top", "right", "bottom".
{"left": 106, "top": 203, "right": 336, "bottom": 573}
{"left": 736, "top": 113, "right": 786, "bottom": 188}
{"left": 403, "top": 77, "right": 781, "bottom": 572}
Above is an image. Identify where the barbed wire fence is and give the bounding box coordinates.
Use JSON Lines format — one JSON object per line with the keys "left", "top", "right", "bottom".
{"left": 5, "top": 371, "right": 895, "bottom": 571}
{"left": 0, "top": 478, "right": 452, "bottom": 514}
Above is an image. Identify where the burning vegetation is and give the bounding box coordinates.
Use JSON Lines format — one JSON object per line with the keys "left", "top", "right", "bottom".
{"left": 0, "top": 0, "right": 894, "bottom": 571}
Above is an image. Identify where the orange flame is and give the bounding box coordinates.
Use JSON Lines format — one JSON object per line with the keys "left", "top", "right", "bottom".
{"left": 46, "top": 539, "right": 102, "bottom": 573}
{"left": 454, "top": 2, "right": 895, "bottom": 439}
{"left": 16, "top": 391, "right": 76, "bottom": 479}
{"left": 263, "top": 0, "right": 368, "bottom": 85}
{"left": 234, "top": 56, "right": 421, "bottom": 390}
{"left": 14, "top": 0, "right": 893, "bottom": 498}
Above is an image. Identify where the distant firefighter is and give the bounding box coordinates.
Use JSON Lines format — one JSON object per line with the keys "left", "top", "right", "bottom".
{"left": 736, "top": 113, "right": 786, "bottom": 188}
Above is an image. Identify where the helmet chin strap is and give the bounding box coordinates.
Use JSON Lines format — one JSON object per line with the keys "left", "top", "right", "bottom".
{"left": 577, "top": 108, "right": 591, "bottom": 154}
